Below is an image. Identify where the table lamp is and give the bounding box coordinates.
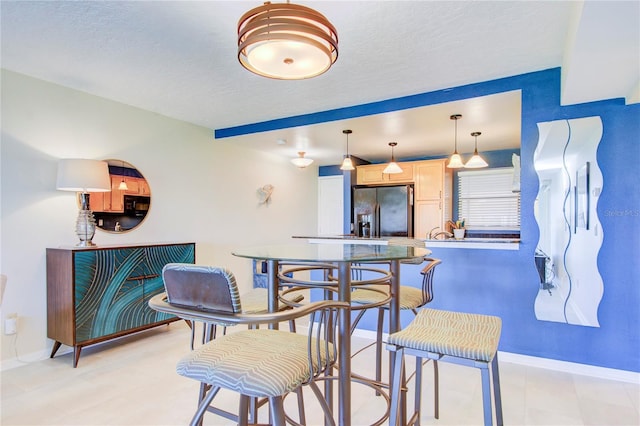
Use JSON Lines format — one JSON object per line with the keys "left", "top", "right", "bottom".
{"left": 56, "top": 159, "right": 111, "bottom": 247}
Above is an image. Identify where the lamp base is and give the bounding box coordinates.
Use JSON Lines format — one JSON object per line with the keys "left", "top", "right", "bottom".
{"left": 76, "top": 240, "right": 97, "bottom": 248}
{"left": 76, "top": 193, "right": 97, "bottom": 247}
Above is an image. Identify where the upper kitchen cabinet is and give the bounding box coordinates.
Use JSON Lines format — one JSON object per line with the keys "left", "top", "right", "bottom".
{"left": 356, "top": 163, "right": 414, "bottom": 185}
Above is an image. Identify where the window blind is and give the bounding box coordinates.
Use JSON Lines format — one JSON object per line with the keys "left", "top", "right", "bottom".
{"left": 458, "top": 167, "right": 520, "bottom": 229}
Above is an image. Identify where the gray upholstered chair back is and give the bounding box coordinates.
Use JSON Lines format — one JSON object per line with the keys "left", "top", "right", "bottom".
{"left": 162, "top": 263, "right": 242, "bottom": 314}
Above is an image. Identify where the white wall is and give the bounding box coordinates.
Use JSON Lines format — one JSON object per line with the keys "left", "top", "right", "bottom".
{"left": 0, "top": 70, "right": 318, "bottom": 363}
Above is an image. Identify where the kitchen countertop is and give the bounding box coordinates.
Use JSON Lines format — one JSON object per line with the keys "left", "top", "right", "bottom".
{"left": 293, "top": 235, "right": 520, "bottom": 250}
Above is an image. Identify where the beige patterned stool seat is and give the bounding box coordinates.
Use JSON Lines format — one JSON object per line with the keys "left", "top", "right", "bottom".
{"left": 177, "top": 328, "right": 335, "bottom": 398}
{"left": 387, "top": 308, "right": 503, "bottom": 426}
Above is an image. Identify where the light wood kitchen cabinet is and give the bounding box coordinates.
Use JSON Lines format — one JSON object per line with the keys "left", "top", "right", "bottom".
{"left": 356, "top": 163, "right": 414, "bottom": 185}
{"left": 47, "top": 242, "right": 195, "bottom": 367}
{"left": 123, "top": 177, "right": 151, "bottom": 196}
{"left": 412, "top": 159, "right": 452, "bottom": 238}
{"left": 110, "top": 177, "right": 125, "bottom": 211}
{"left": 89, "top": 183, "right": 122, "bottom": 212}
{"left": 415, "top": 200, "right": 443, "bottom": 239}
{"left": 89, "top": 180, "right": 148, "bottom": 212}
{"left": 89, "top": 191, "right": 106, "bottom": 212}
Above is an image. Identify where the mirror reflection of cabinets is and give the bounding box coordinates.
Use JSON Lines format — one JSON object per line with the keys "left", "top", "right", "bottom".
{"left": 88, "top": 160, "right": 151, "bottom": 233}
{"left": 533, "top": 117, "right": 603, "bottom": 327}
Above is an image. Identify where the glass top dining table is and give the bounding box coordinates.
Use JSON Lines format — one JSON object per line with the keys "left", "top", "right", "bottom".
{"left": 233, "top": 242, "right": 430, "bottom": 425}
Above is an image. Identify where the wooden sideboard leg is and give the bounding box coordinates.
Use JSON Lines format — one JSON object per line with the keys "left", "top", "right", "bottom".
{"left": 50, "top": 341, "right": 62, "bottom": 358}
{"left": 73, "top": 346, "right": 82, "bottom": 368}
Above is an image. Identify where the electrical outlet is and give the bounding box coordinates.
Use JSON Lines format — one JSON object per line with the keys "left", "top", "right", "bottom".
{"left": 4, "top": 314, "right": 17, "bottom": 335}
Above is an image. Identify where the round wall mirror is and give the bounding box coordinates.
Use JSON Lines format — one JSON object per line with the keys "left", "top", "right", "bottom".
{"left": 88, "top": 160, "right": 151, "bottom": 233}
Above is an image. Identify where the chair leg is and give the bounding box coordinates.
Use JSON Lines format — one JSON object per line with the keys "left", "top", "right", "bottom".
{"left": 248, "top": 396, "right": 258, "bottom": 424}
{"left": 433, "top": 360, "right": 439, "bottom": 419}
{"left": 414, "top": 356, "right": 423, "bottom": 425}
{"left": 480, "top": 365, "right": 493, "bottom": 426}
{"left": 375, "top": 307, "right": 385, "bottom": 393}
{"left": 238, "top": 395, "right": 250, "bottom": 426}
{"left": 389, "top": 347, "right": 405, "bottom": 426}
{"left": 294, "top": 387, "right": 306, "bottom": 424}
{"left": 268, "top": 396, "right": 286, "bottom": 426}
{"left": 189, "top": 384, "right": 218, "bottom": 426}
{"left": 492, "top": 354, "right": 503, "bottom": 426}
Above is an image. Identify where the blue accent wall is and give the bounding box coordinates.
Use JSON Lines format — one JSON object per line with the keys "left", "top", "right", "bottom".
{"left": 234, "top": 68, "right": 640, "bottom": 373}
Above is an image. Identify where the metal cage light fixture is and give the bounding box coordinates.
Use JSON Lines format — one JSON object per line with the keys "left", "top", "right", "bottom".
{"left": 237, "top": 1, "right": 338, "bottom": 80}
{"left": 340, "top": 129, "right": 355, "bottom": 171}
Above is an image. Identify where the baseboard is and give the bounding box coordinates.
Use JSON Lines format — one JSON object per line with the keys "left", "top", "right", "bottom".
{"left": 0, "top": 347, "right": 67, "bottom": 371}
{"left": 497, "top": 351, "right": 640, "bottom": 384}
{"left": 351, "top": 328, "right": 639, "bottom": 384}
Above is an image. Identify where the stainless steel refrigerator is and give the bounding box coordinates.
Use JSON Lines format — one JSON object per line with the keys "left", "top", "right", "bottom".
{"left": 353, "top": 184, "right": 414, "bottom": 237}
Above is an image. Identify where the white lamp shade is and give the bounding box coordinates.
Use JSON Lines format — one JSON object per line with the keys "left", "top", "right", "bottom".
{"left": 447, "top": 153, "right": 465, "bottom": 168}
{"left": 383, "top": 161, "right": 403, "bottom": 174}
{"left": 340, "top": 157, "right": 355, "bottom": 171}
{"left": 56, "top": 159, "right": 111, "bottom": 192}
{"left": 291, "top": 157, "right": 314, "bottom": 168}
{"left": 465, "top": 154, "right": 488, "bottom": 168}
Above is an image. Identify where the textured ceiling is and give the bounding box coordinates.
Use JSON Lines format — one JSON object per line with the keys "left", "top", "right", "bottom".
{"left": 2, "top": 1, "right": 638, "bottom": 165}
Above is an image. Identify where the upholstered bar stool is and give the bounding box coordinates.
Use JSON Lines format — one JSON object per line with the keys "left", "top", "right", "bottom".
{"left": 350, "top": 258, "right": 441, "bottom": 389}
{"left": 387, "top": 308, "right": 503, "bottom": 426}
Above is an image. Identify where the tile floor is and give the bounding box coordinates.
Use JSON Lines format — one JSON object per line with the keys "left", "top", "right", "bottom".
{"left": 1, "top": 320, "right": 638, "bottom": 425}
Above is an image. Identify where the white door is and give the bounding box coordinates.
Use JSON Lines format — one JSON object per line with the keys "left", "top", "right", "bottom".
{"left": 318, "top": 176, "right": 344, "bottom": 235}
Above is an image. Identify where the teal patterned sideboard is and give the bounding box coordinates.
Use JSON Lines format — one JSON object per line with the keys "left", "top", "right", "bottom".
{"left": 47, "top": 242, "right": 195, "bottom": 367}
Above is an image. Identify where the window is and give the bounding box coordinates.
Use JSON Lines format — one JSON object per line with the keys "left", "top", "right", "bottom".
{"left": 458, "top": 167, "right": 520, "bottom": 230}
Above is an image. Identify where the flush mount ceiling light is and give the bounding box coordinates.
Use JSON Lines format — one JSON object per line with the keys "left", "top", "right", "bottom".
{"left": 465, "top": 131, "right": 489, "bottom": 168}
{"left": 447, "top": 114, "right": 465, "bottom": 169}
{"left": 340, "top": 129, "right": 355, "bottom": 171}
{"left": 383, "top": 142, "right": 403, "bottom": 174}
{"left": 237, "top": 1, "right": 339, "bottom": 80}
{"left": 291, "top": 151, "right": 314, "bottom": 168}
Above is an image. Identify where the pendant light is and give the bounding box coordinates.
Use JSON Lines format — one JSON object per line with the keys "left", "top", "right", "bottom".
{"left": 465, "top": 131, "right": 488, "bottom": 168}
{"left": 237, "top": 2, "right": 338, "bottom": 80}
{"left": 340, "top": 129, "right": 355, "bottom": 171}
{"left": 118, "top": 159, "right": 129, "bottom": 190}
{"left": 291, "top": 151, "right": 314, "bottom": 168}
{"left": 446, "top": 114, "right": 465, "bottom": 169}
{"left": 383, "top": 142, "right": 403, "bottom": 174}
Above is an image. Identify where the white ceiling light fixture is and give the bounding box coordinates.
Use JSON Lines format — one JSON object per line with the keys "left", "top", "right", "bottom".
{"left": 237, "top": 1, "right": 339, "bottom": 80}
{"left": 383, "top": 142, "right": 403, "bottom": 174}
{"left": 340, "top": 129, "right": 355, "bottom": 171}
{"left": 465, "top": 131, "right": 489, "bottom": 168}
{"left": 447, "top": 114, "right": 465, "bottom": 169}
{"left": 291, "top": 151, "right": 314, "bottom": 168}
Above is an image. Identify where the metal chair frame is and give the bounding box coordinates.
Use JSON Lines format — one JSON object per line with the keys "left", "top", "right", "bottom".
{"left": 150, "top": 292, "right": 348, "bottom": 426}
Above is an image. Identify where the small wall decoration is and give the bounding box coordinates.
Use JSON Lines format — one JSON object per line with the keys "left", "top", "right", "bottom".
{"left": 575, "top": 162, "right": 590, "bottom": 231}
{"left": 257, "top": 184, "right": 274, "bottom": 204}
